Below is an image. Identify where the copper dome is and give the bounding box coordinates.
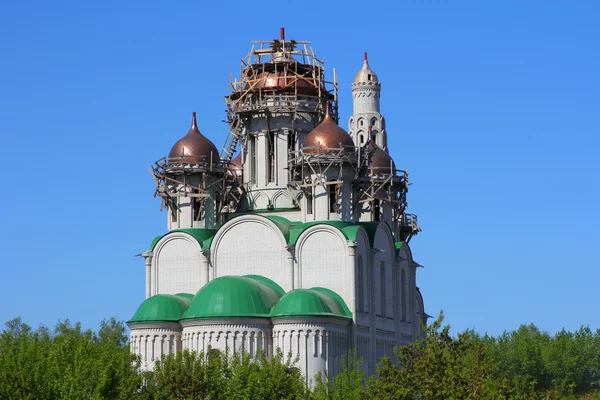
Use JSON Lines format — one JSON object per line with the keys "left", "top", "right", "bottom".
{"left": 168, "top": 112, "right": 219, "bottom": 163}
{"left": 303, "top": 105, "right": 355, "bottom": 153}
{"left": 365, "top": 139, "right": 395, "bottom": 173}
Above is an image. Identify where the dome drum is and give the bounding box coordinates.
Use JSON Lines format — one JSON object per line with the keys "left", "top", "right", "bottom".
{"left": 229, "top": 62, "right": 333, "bottom": 101}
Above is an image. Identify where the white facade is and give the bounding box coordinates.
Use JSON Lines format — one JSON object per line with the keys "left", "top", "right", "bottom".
{"left": 130, "top": 43, "right": 427, "bottom": 384}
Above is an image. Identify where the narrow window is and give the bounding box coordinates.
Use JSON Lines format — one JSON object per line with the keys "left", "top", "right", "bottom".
{"left": 380, "top": 262, "right": 386, "bottom": 317}
{"left": 373, "top": 199, "right": 381, "bottom": 221}
{"left": 401, "top": 269, "right": 407, "bottom": 321}
{"left": 357, "top": 256, "right": 364, "bottom": 312}
{"left": 306, "top": 191, "right": 313, "bottom": 215}
{"left": 329, "top": 181, "right": 337, "bottom": 213}
{"left": 192, "top": 191, "right": 202, "bottom": 221}
{"left": 250, "top": 136, "right": 256, "bottom": 184}
{"left": 170, "top": 198, "right": 178, "bottom": 223}
{"left": 268, "top": 131, "right": 275, "bottom": 183}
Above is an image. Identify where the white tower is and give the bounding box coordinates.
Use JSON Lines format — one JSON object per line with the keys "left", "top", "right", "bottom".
{"left": 348, "top": 53, "right": 387, "bottom": 150}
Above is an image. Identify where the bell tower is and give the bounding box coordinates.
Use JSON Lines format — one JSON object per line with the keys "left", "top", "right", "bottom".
{"left": 348, "top": 53, "right": 387, "bottom": 150}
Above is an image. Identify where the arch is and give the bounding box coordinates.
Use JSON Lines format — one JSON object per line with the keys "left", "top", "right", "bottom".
{"left": 153, "top": 232, "right": 205, "bottom": 296}
{"left": 252, "top": 191, "right": 269, "bottom": 210}
{"left": 272, "top": 190, "right": 294, "bottom": 209}
{"left": 211, "top": 214, "right": 290, "bottom": 291}
{"left": 373, "top": 223, "right": 395, "bottom": 318}
{"left": 296, "top": 225, "right": 351, "bottom": 306}
{"left": 401, "top": 268, "right": 407, "bottom": 321}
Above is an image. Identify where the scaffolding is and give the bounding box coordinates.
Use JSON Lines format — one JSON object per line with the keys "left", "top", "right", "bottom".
{"left": 221, "top": 28, "right": 339, "bottom": 163}
{"left": 149, "top": 155, "right": 232, "bottom": 216}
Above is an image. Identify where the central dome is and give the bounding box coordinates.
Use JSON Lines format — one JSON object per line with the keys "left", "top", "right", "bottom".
{"left": 303, "top": 104, "right": 355, "bottom": 153}
{"left": 168, "top": 112, "right": 219, "bottom": 163}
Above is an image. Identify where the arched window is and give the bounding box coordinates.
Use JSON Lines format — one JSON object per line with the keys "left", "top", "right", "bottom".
{"left": 357, "top": 256, "right": 364, "bottom": 312}
{"left": 401, "top": 269, "right": 407, "bottom": 321}
{"left": 268, "top": 131, "right": 275, "bottom": 183}
{"left": 380, "top": 262, "right": 386, "bottom": 317}
{"left": 329, "top": 181, "right": 337, "bottom": 213}
{"left": 373, "top": 199, "right": 381, "bottom": 221}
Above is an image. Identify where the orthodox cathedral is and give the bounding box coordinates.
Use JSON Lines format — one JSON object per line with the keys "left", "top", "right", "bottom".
{"left": 128, "top": 29, "right": 427, "bottom": 383}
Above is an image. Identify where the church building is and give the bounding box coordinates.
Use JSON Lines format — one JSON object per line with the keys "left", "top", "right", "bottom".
{"left": 128, "top": 29, "right": 427, "bottom": 384}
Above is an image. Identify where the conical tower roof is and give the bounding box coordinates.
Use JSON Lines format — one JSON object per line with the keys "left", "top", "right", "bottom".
{"left": 354, "top": 52, "right": 379, "bottom": 83}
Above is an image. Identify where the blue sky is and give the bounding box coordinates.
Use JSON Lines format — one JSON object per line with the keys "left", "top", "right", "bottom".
{"left": 0, "top": 0, "right": 598, "bottom": 336}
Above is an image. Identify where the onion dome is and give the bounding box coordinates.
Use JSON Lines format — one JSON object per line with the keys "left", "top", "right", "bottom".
{"left": 182, "top": 275, "right": 283, "bottom": 319}
{"left": 303, "top": 104, "right": 355, "bottom": 153}
{"left": 127, "top": 294, "right": 191, "bottom": 324}
{"left": 365, "top": 139, "right": 395, "bottom": 174}
{"left": 354, "top": 52, "right": 379, "bottom": 83}
{"left": 270, "top": 288, "right": 352, "bottom": 319}
{"left": 168, "top": 112, "right": 219, "bottom": 163}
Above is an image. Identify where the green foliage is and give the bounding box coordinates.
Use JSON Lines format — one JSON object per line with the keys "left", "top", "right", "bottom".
{"left": 312, "top": 349, "right": 367, "bottom": 400}
{"left": 0, "top": 317, "right": 142, "bottom": 400}
{"left": 367, "top": 312, "right": 494, "bottom": 400}
{"left": 1, "top": 315, "right": 599, "bottom": 399}
{"left": 146, "top": 347, "right": 307, "bottom": 399}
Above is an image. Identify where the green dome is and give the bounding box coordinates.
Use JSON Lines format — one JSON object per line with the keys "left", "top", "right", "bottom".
{"left": 128, "top": 294, "right": 190, "bottom": 324}
{"left": 175, "top": 293, "right": 194, "bottom": 303}
{"left": 270, "top": 289, "right": 351, "bottom": 319}
{"left": 310, "top": 287, "right": 352, "bottom": 318}
{"left": 243, "top": 275, "right": 285, "bottom": 297}
{"left": 182, "top": 276, "right": 282, "bottom": 319}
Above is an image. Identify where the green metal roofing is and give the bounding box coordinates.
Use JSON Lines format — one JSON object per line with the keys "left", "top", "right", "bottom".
{"left": 150, "top": 228, "right": 217, "bottom": 251}
{"left": 128, "top": 294, "right": 190, "bottom": 324}
{"left": 262, "top": 216, "right": 379, "bottom": 246}
{"left": 243, "top": 275, "right": 285, "bottom": 297}
{"left": 270, "top": 289, "right": 351, "bottom": 319}
{"left": 395, "top": 241, "right": 404, "bottom": 254}
{"left": 175, "top": 293, "right": 194, "bottom": 303}
{"left": 182, "top": 276, "right": 282, "bottom": 319}
{"left": 310, "top": 287, "right": 352, "bottom": 318}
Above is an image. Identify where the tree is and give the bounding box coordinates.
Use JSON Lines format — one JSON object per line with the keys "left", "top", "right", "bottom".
{"left": 367, "top": 312, "right": 494, "bottom": 400}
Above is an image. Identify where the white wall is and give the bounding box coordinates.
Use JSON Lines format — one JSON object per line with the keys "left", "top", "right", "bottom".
{"left": 296, "top": 226, "right": 351, "bottom": 302}
{"left": 153, "top": 233, "right": 206, "bottom": 296}
{"left": 181, "top": 319, "right": 272, "bottom": 358}
{"left": 211, "top": 215, "right": 292, "bottom": 291}
{"left": 273, "top": 319, "right": 350, "bottom": 387}
{"left": 129, "top": 323, "right": 182, "bottom": 371}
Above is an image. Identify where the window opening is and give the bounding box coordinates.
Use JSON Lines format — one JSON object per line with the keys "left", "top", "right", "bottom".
{"left": 357, "top": 256, "right": 364, "bottom": 312}
{"left": 401, "top": 269, "right": 407, "bottom": 321}
{"left": 380, "top": 262, "right": 386, "bottom": 317}
{"left": 268, "top": 131, "right": 275, "bottom": 183}
{"left": 373, "top": 199, "right": 381, "bottom": 221}
{"left": 329, "top": 181, "right": 337, "bottom": 213}
{"left": 250, "top": 136, "right": 256, "bottom": 184}
{"left": 192, "top": 190, "right": 202, "bottom": 221}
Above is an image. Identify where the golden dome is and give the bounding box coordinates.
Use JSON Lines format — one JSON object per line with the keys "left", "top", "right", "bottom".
{"left": 303, "top": 104, "right": 355, "bottom": 153}
{"left": 168, "top": 112, "right": 219, "bottom": 163}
